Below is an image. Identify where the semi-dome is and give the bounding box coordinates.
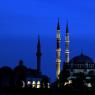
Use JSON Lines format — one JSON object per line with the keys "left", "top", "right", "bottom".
{"left": 70, "top": 53, "right": 94, "bottom": 64}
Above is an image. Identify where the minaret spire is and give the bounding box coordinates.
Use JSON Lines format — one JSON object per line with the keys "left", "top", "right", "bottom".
{"left": 66, "top": 23, "right": 68, "bottom": 33}
{"left": 65, "top": 22, "right": 70, "bottom": 63}
{"left": 57, "top": 18, "right": 60, "bottom": 30}
{"left": 56, "top": 19, "right": 61, "bottom": 79}
{"left": 36, "top": 34, "right": 42, "bottom": 74}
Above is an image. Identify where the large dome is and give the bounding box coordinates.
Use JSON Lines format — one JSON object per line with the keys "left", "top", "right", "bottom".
{"left": 70, "top": 53, "right": 94, "bottom": 64}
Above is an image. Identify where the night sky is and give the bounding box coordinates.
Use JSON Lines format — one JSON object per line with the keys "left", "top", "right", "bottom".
{"left": 0, "top": 0, "right": 95, "bottom": 82}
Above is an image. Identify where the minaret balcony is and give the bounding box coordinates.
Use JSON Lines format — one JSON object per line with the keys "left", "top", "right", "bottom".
{"left": 65, "top": 50, "right": 69, "bottom": 52}
{"left": 65, "top": 51, "right": 70, "bottom": 53}
{"left": 65, "top": 37, "right": 69, "bottom": 41}
{"left": 56, "top": 48, "right": 61, "bottom": 52}
{"left": 65, "top": 41, "right": 70, "bottom": 42}
{"left": 56, "top": 59, "right": 61, "bottom": 63}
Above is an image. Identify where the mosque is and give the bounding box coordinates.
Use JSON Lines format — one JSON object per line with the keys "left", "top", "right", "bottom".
{"left": 55, "top": 20, "right": 95, "bottom": 89}
{"left": 0, "top": 35, "right": 50, "bottom": 89}
{"left": 0, "top": 20, "right": 95, "bottom": 90}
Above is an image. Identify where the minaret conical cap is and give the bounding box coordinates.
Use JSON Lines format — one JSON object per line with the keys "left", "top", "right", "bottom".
{"left": 57, "top": 18, "right": 60, "bottom": 30}
{"left": 66, "top": 22, "right": 69, "bottom": 33}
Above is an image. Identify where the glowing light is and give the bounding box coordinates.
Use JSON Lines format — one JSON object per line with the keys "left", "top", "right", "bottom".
{"left": 56, "top": 48, "right": 61, "bottom": 52}
{"left": 64, "top": 80, "right": 72, "bottom": 86}
{"left": 37, "top": 81, "right": 41, "bottom": 88}
{"left": 22, "top": 80, "right": 25, "bottom": 88}
{"left": 56, "top": 59, "right": 61, "bottom": 63}
{"left": 32, "top": 81, "right": 36, "bottom": 88}
{"left": 87, "top": 83, "right": 92, "bottom": 88}
{"left": 27, "top": 81, "right": 31, "bottom": 85}
{"left": 69, "top": 80, "right": 72, "bottom": 84}
{"left": 47, "top": 83, "right": 50, "bottom": 88}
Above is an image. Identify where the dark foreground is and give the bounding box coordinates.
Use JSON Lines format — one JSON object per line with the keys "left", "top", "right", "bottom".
{"left": 0, "top": 88, "right": 94, "bottom": 95}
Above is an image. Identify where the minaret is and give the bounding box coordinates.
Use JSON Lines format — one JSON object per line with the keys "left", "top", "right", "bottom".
{"left": 36, "top": 34, "right": 42, "bottom": 74}
{"left": 65, "top": 23, "right": 70, "bottom": 63}
{"left": 56, "top": 19, "right": 61, "bottom": 79}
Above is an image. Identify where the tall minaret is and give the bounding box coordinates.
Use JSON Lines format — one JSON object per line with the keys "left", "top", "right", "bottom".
{"left": 36, "top": 34, "right": 42, "bottom": 74}
{"left": 65, "top": 23, "right": 70, "bottom": 63}
{"left": 56, "top": 19, "right": 61, "bottom": 79}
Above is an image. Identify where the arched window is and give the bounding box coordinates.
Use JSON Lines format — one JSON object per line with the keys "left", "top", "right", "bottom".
{"left": 27, "top": 80, "right": 31, "bottom": 87}
{"left": 32, "top": 81, "right": 36, "bottom": 88}
{"left": 21, "top": 80, "right": 25, "bottom": 88}
{"left": 47, "top": 83, "right": 50, "bottom": 88}
{"left": 37, "top": 81, "right": 41, "bottom": 88}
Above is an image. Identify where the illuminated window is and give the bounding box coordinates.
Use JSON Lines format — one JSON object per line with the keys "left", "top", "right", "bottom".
{"left": 87, "top": 83, "right": 92, "bottom": 88}
{"left": 21, "top": 80, "right": 25, "bottom": 88}
{"left": 47, "top": 83, "right": 50, "bottom": 88}
{"left": 27, "top": 81, "right": 31, "bottom": 86}
{"left": 64, "top": 80, "right": 72, "bottom": 86}
{"left": 37, "top": 81, "right": 41, "bottom": 88}
{"left": 32, "top": 81, "right": 36, "bottom": 88}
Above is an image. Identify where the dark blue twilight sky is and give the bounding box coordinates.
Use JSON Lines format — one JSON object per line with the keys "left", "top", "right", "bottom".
{"left": 0, "top": 0, "right": 95, "bottom": 82}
